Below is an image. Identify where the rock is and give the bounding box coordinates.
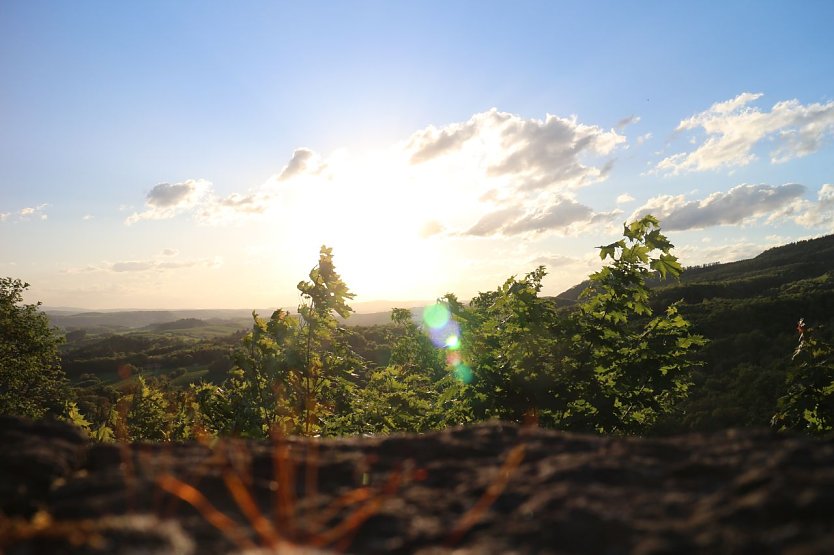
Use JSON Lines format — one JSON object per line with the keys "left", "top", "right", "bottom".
{"left": 1, "top": 417, "right": 833, "bottom": 554}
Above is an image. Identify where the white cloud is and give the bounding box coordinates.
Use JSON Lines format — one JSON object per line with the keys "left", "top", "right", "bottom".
{"left": 464, "top": 196, "right": 621, "bottom": 237}
{"left": 676, "top": 239, "right": 782, "bottom": 267}
{"left": 615, "top": 115, "right": 640, "bottom": 129}
{"left": 125, "top": 179, "right": 280, "bottom": 226}
{"left": 792, "top": 184, "right": 834, "bottom": 229}
{"left": 161, "top": 248, "right": 179, "bottom": 256}
{"left": 277, "top": 148, "right": 327, "bottom": 181}
{"left": 0, "top": 204, "right": 48, "bottom": 222}
{"left": 19, "top": 204, "right": 48, "bottom": 219}
{"left": 636, "top": 132, "right": 652, "bottom": 145}
{"left": 404, "top": 109, "right": 627, "bottom": 237}
{"left": 407, "top": 108, "right": 625, "bottom": 193}
{"left": 630, "top": 183, "right": 806, "bottom": 230}
{"left": 125, "top": 179, "right": 211, "bottom": 224}
{"left": 66, "top": 255, "right": 223, "bottom": 274}
{"left": 124, "top": 109, "right": 628, "bottom": 239}
{"left": 616, "top": 193, "right": 635, "bottom": 204}
{"left": 82, "top": 214, "right": 94, "bottom": 221}
{"left": 656, "top": 93, "right": 834, "bottom": 174}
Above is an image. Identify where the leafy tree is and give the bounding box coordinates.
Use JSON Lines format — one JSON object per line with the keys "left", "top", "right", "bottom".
{"left": 445, "top": 269, "right": 568, "bottom": 426}
{"left": 126, "top": 375, "right": 171, "bottom": 441}
{"left": 566, "top": 216, "right": 704, "bottom": 433}
{"left": 772, "top": 319, "right": 834, "bottom": 434}
{"left": 296, "top": 245, "right": 357, "bottom": 434}
{"left": 387, "top": 307, "right": 445, "bottom": 379}
{"left": 447, "top": 216, "right": 704, "bottom": 434}
{"left": 335, "top": 308, "right": 454, "bottom": 434}
{"left": 205, "top": 246, "right": 360, "bottom": 437}
{"left": 228, "top": 308, "right": 301, "bottom": 436}
{"left": 0, "top": 277, "right": 71, "bottom": 419}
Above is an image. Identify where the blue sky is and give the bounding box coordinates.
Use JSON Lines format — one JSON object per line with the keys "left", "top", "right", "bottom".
{"left": 2, "top": 1, "right": 834, "bottom": 309}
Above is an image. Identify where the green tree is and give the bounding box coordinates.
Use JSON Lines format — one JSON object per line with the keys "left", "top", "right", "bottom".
{"left": 772, "top": 320, "right": 834, "bottom": 435}
{"left": 447, "top": 216, "right": 703, "bottom": 434}
{"left": 566, "top": 216, "right": 704, "bottom": 433}
{"left": 227, "top": 308, "right": 301, "bottom": 436}
{"left": 445, "top": 269, "right": 567, "bottom": 426}
{"left": 337, "top": 307, "right": 454, "bottom": 434}
{"left": 296, "top": 245, "right": 357, "bottom": 434}
{"left": 126, "top": 375, "right": 171, "bottom": 441}
{"left": 208, "top": 246, "right": 359, "bottom": 437}
{"left": 0, "top": 277, "right": 71, "bottom": 419}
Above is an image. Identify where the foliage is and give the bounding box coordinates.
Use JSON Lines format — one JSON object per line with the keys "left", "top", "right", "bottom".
{"left": 335, "top": 307, "right": 460, "bottom": 434}
{"left": 445, "top": 269, "right": 568, "bottom": 426}
{"left": 567, "top": 216, "right": 704, "bottom": 433}
{"left": 200, "top": 246, "right": 361, "bottom": 437}
{"left": 772, "top": 320, "right": 834, "bottom": 435}
{"left": 448, "top": 216, "right": 704, "bottom": 434}
{"left": 0, "top": 277, "right": 71, "bottom": 419}
{"left": 296, "top": 245, "right": 358, "bottom": 434}
{"left": 126, "top": 375, "right": 171, "bottom": 441}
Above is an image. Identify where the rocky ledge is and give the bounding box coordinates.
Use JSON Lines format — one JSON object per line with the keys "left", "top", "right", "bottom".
{"left": 1, "top": 416, "right": 833, "bottom": 554}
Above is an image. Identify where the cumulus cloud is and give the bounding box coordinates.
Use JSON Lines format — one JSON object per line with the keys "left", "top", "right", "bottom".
{"left": 124, "top": 109, "right": 627, "bottom": 238}
{"left": 408, "top": 108, "right": 625, "bottom": 193}
{"left": 404, "top": 109, "right": 628, "bottom": 237}
{"left": 0, "top": 213, "right": 9, "bottom": 222}
{"left": 656, "top": 93, "right": 834, "bottom": 174}
{"left": 630, "top": 183, "right": 806, "bottom": 230}
{"left": 126, "top": 179, "right": 211, "bottom": 224}
{"left": 125, "top": 146, "right": 333, "bottom": 226}
{"left": 616, "top": 193, "right": 635, "bottom": 204}
{"left": 792, "top": 184, "right": 834, "bottom": 229}
{"left": 465, "top": 197, "right": 620, "bottom": 237}
{"left": 277, "top": 148, "right": 326, "bottom": 181}
{"left": 466, "top": 206, "right": 526, "bottom": 236}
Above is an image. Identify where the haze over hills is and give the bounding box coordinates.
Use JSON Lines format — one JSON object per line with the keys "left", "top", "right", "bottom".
{"left": 45, "top": 234, "right": 834, "bottom": 334}
{"left": 45, "top": 300, "right": 433, "bottom": 332}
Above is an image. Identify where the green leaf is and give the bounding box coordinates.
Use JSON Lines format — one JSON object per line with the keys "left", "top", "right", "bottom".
{"left": 650, "top": 253, "right": 683, "bottom": 279}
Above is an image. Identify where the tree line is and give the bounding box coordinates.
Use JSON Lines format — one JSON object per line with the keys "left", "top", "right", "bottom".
{"left": 2, "top": 216, "right": 833, "bottom": 439}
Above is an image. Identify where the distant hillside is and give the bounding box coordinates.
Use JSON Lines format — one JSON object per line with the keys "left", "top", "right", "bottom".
{"left": 47, "top": 304, "right": 429, "bottom": 333}
{"left": 46, "top": 309, "right": 271, "bottom": 332}
{"left": 556, "top": 233, "right": 834, "bottom": 304}
{"left": 553, "top": 233, "right": 834, "bottom": 432}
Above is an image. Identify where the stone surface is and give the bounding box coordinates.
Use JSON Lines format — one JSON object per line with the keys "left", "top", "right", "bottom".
{"left": 1, "top": 417, "right": 834, "bottom": 554}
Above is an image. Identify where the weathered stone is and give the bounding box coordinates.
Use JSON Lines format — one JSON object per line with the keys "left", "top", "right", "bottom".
{"left": 1, "top": 417, "right": 833, "bottom": 554}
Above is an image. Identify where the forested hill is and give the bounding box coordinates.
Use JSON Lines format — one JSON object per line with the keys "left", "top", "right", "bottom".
{"left": 557, "top": 233, "right": 834, "bottom": 305}
{"left": 556, "top": 232, "right": 834, "bottom": 432}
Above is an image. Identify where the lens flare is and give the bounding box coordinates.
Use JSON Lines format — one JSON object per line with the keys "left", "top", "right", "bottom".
{"left": 453, "top": 364, "right": 474, "bottom": 384}
{"left": 422, "top": 302, "right": 450, "bottom": 329}
{"left": 428, "top": 320, "right": 459, "bottom": 349}
{"left": 446, "top": 351, "right": 462, "bottom": 366}
{"left": 445, "top": 334, "right": 460, "bottom": 350}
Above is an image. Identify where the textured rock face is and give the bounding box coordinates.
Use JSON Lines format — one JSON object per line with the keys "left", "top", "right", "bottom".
{"left": 1, "top": 417, "right": 834, "bottom": 554}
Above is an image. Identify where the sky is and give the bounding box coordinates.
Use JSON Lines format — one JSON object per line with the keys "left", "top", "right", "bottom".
{"left": 2, "top": 1, "right": 834, "bottom": 310}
